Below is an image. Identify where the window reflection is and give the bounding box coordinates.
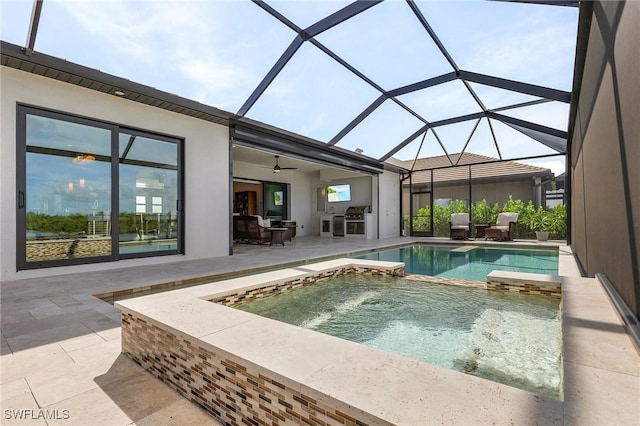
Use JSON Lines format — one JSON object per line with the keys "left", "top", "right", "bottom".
{"left": 25, "top": 115, "right": 112, "bottom": 262}
{"left": 118, "top": 132, "right": 179, "bottom": 255}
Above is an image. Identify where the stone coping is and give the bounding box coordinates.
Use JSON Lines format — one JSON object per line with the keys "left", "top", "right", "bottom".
{"left": 487, "top": 270, "right": 563, "bottom": 284}
{"left": 96, "top": 241, "right": 563, "bottom": 302}
{"left": 116, "top": 258, "right": 565, "bottom": 425}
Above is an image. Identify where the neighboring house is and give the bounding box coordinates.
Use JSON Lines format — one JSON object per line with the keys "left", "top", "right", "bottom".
{"left": 546, "top": 172, "right": 565, "bottom": 208}
{"left": 387, "top": 153, "right": 554, "bottom": 212}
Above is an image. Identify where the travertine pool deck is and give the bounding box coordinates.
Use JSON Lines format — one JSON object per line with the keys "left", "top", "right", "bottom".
{"left": 1, "top": 237, "right": 639, "bottom": 425}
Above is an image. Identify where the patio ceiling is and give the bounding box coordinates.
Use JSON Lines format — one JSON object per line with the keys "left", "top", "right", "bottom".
{"left": 1, "top": 0, "right": 579, "bottom": 173}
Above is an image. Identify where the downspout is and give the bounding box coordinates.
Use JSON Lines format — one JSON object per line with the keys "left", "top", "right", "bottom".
{"left": 468, "top": 165, "right": 472, "bottom": 221}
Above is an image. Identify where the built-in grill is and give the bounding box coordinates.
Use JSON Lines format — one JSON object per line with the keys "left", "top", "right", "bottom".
{"left": 345, "top": 206, "right": 368, "bottom": 221}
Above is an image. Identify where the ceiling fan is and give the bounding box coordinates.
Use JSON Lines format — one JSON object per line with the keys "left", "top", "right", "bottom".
{"left": 270, "top": 155, "right": 297, "bottom": 173}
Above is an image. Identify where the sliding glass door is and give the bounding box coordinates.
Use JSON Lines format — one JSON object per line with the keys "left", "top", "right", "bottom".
{"left": 17, "top": 105, "right": 183, "bottom": 270}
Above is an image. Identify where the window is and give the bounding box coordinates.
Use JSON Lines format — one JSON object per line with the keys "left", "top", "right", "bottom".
{"left": 16, "top": 106, "right": 183, "bottom": 270}
{"left": 118, "top": 130, "right": 181, "bottom": 256}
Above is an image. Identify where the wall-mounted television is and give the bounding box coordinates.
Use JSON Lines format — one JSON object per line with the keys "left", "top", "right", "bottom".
{"left": 327, "top": 184, "right": 351, "bottom": 202}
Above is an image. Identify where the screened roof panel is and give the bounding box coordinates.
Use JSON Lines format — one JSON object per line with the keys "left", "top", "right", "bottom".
{"left": 419, "top": 1, "right": 578, "bottom": 90}
{"left": 392, "top": 134, "right": 429, "bottom": 163}
{"left": 430, "top": 120, "right": 482, "bottom": 155}
{"left": 501, "top": 122, "right": 567, "bottom": 153}
{"left": 32, "top": 1, "right": 296, "bottom": 112}
{"left": 453, "top": 119, "right": 502, "bottom": 159}
{"left": 246, "top": 42, "right": 381, "bottom": 142}
{"left": 0, "top": 2, "right": 32, "bottom": 43}
{"left": 314, "top": 1, "right": 453, "bottom": 91}
{"left": 395, "top": 130, "right": 445, "bottom": 162}
{"left": 391, "top": 121, "right": 486, "bottom": 163}
{"left": 489, "top": 119, "right": 559, "bottom": 159}
{"left": 397, "top": 80, "right": 482, "bottom": 123}
{"left": 466, "top": 82, "right": 544, "bottom": 111}
{"left": 266, "top": 0, "right": 353, "bottom": 29}
{"left": 335, "top": 99, "right": 425, "bottom": 159}
{"left": 499, "top": 101, "right": 570, "bottom": 132}
{"left": 1, "top": 0, "right": 579, "bottom": 168}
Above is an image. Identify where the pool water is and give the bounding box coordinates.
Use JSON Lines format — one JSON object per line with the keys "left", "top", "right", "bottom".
{"left": 353, "top": 245, "right": 558, "bottom": 281}
{"left": 236, "top": 274, "right": 562, "bottom": 399}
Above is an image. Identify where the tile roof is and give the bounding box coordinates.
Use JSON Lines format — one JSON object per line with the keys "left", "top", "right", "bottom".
{"left": 387, "top": 153, "right": 553, "bottom": 185}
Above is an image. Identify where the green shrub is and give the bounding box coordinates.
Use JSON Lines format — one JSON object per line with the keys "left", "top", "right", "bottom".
{"left": 408, "top": 196, "right": 567, "bottom": 240}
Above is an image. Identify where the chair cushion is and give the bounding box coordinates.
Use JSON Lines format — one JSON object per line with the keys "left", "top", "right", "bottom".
{"left": 450, "top": 213, "right": 470, "bottom": 227}
{"left": 451, "top": 225, "right": 469, "bottom": 230}
{"left": 253, "top": 215, "right": 271, "bottom": 227}
{"left": 494, "top": 225, "right": 509, "bottom": 231}
{"left": 496, "top": 212, "right": 518, "bottom": 226}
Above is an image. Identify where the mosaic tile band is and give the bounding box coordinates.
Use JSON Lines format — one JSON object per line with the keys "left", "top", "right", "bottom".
{"left": 121, "top": 264, "right": 403, "bottom": 425}
{"left": 120, "top": 264, "right": 561, "bottom": 425}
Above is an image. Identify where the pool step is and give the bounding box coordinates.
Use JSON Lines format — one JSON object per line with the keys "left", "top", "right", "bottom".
{"left": 450, "top": 245, "right": 478, "bottom": 253}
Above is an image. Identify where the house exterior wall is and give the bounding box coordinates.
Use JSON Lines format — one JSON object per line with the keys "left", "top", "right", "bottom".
{"left": 0, "top": 67, "right": 230, "bottom": 281}
{"left": 378, "top": 170, "right": 400, "bottom": 238}
{"left": 570, "top": 1, "right": 640, "bottom": 318}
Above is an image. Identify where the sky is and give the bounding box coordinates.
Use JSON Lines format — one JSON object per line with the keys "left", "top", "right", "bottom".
{"left": 1, "top": 0, "right": 579, "bottom": 176}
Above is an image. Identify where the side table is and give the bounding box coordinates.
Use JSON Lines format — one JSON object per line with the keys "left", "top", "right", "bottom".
{"left": 281, "top": 224, "right": 296, "bottom": 241}
{"left": 474, "top": 224, "right": 489, "bottom": 240}
{"left": 268, "top": 227, "right": 287, "bottom": 246}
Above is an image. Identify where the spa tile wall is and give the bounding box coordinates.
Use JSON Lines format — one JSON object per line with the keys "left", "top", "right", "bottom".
{"left": 487, "top": 277, "right": 561, "bottom": 297}
{"left": 121, "top": 312, "right": 390, "bottom": 426}
{"left": 211, "top": 266, "right": 405, "bottom": 307}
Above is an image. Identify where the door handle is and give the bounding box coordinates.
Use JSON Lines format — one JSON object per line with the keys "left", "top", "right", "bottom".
{"left": 17, "top": 190, "right": 25, "bottom": 209}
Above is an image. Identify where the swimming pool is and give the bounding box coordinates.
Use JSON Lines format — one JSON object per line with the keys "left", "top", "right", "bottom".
{"left": 236, "top": 273, "right": 562, "bottom": 399}
{"left": 353, "top": 245, "right": 558, "bottom": 281}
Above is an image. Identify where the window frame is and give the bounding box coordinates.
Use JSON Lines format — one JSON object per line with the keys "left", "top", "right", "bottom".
{"left": 16, "top": 104, "right": 185, "bottom": 270}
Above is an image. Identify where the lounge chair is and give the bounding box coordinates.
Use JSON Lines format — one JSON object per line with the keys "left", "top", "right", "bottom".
{"left": 449, "top": 213, "right": 471, "bottom": 240}
{"left": 233, "top": 216, "right": 271, "bottom": 244}
{"left": 486, "top": 212, "right": 519, "bottom": 241}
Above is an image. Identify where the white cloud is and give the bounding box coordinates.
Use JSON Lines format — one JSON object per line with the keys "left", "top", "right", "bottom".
{"left": 56, "top": 1, "right": 281, "bottom": 111}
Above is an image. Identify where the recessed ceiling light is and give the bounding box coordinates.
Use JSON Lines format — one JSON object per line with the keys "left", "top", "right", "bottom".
{"left": 114, "top": 90, "right": 126, "bottom": 97}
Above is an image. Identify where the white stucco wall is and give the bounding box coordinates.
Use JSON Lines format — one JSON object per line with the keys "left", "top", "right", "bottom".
{"left": 377, "top": 169, "right": 400, "bottom": 238}
{"left": 0, "top": 67, "right": 230, "bottom": 281}
{"left": 232, "top": 160, "right": 312, "bottom": 237}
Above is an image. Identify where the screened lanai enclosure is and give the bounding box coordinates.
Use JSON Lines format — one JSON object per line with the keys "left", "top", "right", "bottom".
{"left": 2, "top": 0, "right": 578, "bottom": 238}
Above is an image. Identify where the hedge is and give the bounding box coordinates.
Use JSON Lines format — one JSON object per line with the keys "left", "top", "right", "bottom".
{"left": 406, "top": 196, "right": 567, "bottom": 240}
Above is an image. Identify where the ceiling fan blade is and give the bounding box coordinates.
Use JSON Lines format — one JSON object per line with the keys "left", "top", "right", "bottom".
{"left": 271, "top": 154, "right": 297, "bottom": 171}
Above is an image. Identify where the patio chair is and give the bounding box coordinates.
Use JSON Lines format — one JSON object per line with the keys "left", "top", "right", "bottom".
{"left": 449, "top": 213, "right": 471, "bottom": 240}
{"left": 487, "top": 212, "right": 519, "bottom": 241}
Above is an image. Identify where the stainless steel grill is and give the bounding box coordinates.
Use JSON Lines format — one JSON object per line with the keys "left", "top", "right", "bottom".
{"left": 345, "top": 206, "right": 368, "bottom": 221}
